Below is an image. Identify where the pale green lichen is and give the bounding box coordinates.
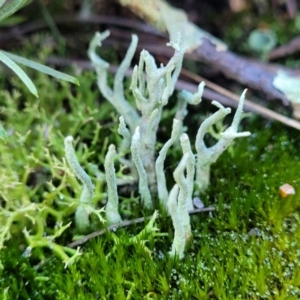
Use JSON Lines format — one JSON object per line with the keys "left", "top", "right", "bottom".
{"left": 168, "top": 183, "right": 188, "bottom": 259}
{"left": 89, "top": 31, "right": 187, "bottom": 205}
{"left": 155, "top": 118, "right": 181, "bottom": 209}
{"left": 173, "top": 152, "right": 192, "bottom": 238}
{"left": 273, "top": 71, "right": 300, "bottom": 118}
{"left": 104, "top": 144, "right": 122, "bottom": 225}
{"left": 179, "top": 133, "right": 195, "bottom": 211}
{"left": 89, "top": 32, "right": 250, "bottom": 259}
{"left": 64, "top": 136, "right": 94, "bottom": 232}
{"left": 130, "top": 127, "right": 153, "bottom": 209}
{"left": 195, "top": 90, "right": 251, "bottom": 192}
{"left": 88, "top": 30, "right": 139, "bottom": 133}
{"left": 117, "top": 116, "right": 131, "bottom": 154}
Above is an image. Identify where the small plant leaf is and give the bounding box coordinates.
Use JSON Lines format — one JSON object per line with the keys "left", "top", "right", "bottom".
{"left": 0, "top": 15, "right": 26, "bottom": 27}
{"left": 2, "top": 51, "right": 80, "bottom": 86}
{"left": 0, "top": 50, "right": 38, "bottom": 97}
{"left": 0, "top": 123, "right": 8, "bottom": 141}
{"left": 0, "top": 0, "right": 29, "bottom": 23}
{"left": 0, "top": 0, "right": 6, "bottom": 9}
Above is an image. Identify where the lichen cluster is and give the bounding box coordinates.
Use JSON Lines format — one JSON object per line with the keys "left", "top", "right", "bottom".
{"left": 88, "top": 31, "right": 250, "bottom": 258}
{"left": 0, "top": 31, "right": 250, "bottom": 265}
{"left": 1, "top": 33, "right": 299, "bottom": 299}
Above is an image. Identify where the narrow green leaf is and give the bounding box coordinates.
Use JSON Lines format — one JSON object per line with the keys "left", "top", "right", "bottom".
{"left": 0, "top": 15, "right": 26, "bottom": 27}
{"left": 0, "top": 123, "right": 8, "bottom": 142}
{"left": 2, "top": 51, "right": 80, "bottom": 86}
{"left": 0, "top": 0, "right": 6, "bottom": 9}
{"left": 0, "top": 50, "right": 38, "bottom": 97}
{"left": 0, "top": 0, "right": 29, "bottom": 23}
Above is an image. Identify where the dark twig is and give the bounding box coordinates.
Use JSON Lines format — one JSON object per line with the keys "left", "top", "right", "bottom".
{"left": 46, "top": 56, "right": 300, "bottom": 130}
{"left": 67, "top": 207, "right": 215, "bottom": 248}
{"left": 33, "top": 206, "right": 215, "bottom": 270}
{"left": 0, "top": 14, "right": 165, "bottom": 44}
{"left": 3, "top": 13, "right": 300, "bottom": 110}
{"left": 96, "top": 34, "right": 300, "bottom": 107}
{"left": 193, "top": 39, "right": 291, "bottom": 105}
{"left": 177, "top": 69, "right": 300, "bottom": 131}
{"left": 269, "top": 36, "right": 300, "bottom": 60}
{"left": 285, "top": 0, "right": 298, "bottom": 19}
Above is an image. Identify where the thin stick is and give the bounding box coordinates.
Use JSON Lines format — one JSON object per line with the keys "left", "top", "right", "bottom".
{"left": 67, "top": 206, "right": 215, "bottom": 248}
{"left": 180, "top": 68, "right": 300, "bottom": 131}
{"left": 46, "top": 55, "right": 300, "bottom": 131}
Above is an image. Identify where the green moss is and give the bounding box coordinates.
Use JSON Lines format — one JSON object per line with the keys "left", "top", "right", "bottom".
{"left": 1, "top": 47, "right": 300, "bottom": 299}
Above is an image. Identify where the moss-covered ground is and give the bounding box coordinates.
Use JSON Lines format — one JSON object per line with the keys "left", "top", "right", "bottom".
{"left": 1, "top": 49, "right": 300, "bottom": 300}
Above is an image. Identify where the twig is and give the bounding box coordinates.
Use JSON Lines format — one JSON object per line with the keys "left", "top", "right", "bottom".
{"left": 269, "top": 36, "right": 300, "bottom": 60}
{"left": 0, "top": 14, "right": 165, "bottom": 44}
{"left": 178, "top": 68, "right": 300, "bottom": 131}
{"left": 285, "top": 0, "right": 298, "bottom": 19}
{"left": 67, "top": 206, "right": 215, "bottom": 248}
{"left": 193, "top": 39, "right": 292, "bottom": 105}
{"left": 3, "top": 10, "right": 300, "bottom": 112}
{"left": 116, "top": 0, "right": 300, "bottom": 106}
{"left": 46, "top": 56, "right": 300, "bottom": 131}
{"left": 33, "top": 205, "right": 214, "bottom": 271}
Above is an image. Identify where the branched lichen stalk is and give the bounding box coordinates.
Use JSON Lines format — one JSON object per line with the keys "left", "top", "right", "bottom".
{"left": 195, "top": 101, "right": 231, "bottom": 192}
{"left": 168, "top": 184, "right": 185, "bottom": 259}
{"left": 173, "top": 152, "right": 192, "bottom": 240}
{"left": 129, "top": 33, "right": 185, "bottom": 198}
{"left": 130, "top": 127, "right": 153, "bottom": 209}
{"left": 145, "top": 108, "right": 159, "bottom": 148}
{"left": 104, "top": 144, "right": 122, "bottom": 225}
{"left": 179, "top": 81, "right": 205, "bottom": 104}
{"left": 88, "top": 31, "right": 140, "bottom": 132}
{"left": 175, "top": 82, "right": 205, "bottom": 122}
{"left": 117, "top": 116, "right": 131, "bottom": 154}
{"left": 179, "top": 133, "right": 195, "bottom": 211}
{"left": 195, "top": 91, "right": 251, "bottom": 192}
{"left": 64, "top": 136, "right": 94, "bottom": 232}
{"left": 155, "top": 118, "right": 181, "bottom": 209}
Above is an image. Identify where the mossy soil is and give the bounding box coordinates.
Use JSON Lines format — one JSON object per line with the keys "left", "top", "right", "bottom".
{"left": 0, "top": 66, "right": 300, "bottom": 300}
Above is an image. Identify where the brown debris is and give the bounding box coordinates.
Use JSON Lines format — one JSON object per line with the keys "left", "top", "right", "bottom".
{"left": 279, "top": 183, "right": 296, "bottom": 198}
